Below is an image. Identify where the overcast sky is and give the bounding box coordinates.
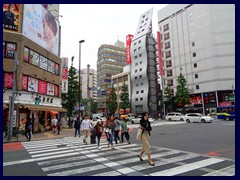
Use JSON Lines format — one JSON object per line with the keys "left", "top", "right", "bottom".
{"left": 59, "top": 4, "right": 168, "bottom": 70}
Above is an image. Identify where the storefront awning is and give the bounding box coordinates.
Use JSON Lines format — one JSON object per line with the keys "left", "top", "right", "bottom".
{"left": 25, "top": 105, "right": 67, "bottom": 112}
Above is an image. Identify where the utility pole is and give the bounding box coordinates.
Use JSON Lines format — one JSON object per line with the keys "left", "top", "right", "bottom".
{"left": 79, "top": 40, "right": 85, "bottom": 120}
{"left": 87, "top": 64, "right": 91, "bottom": 116}
{"left": 8, "top": 51, "right": 18, "bottom": 141}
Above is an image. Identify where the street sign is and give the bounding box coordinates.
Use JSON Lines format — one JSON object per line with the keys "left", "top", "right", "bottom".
{"left": 12, "top": 111, "right": 16, "bottom": 127}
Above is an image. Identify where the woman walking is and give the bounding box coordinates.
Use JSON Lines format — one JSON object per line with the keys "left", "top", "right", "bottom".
{"left": 121, "top": 118, "right": 130, "bottom": 144}
{"left": 114, "top": 117, "right": 121, "bottom": 144}
{"left": 138, "top": 112, "right": 155, "bottom": 166}
{"left": 95, "top": 119, "right": 104, "bottom": 149}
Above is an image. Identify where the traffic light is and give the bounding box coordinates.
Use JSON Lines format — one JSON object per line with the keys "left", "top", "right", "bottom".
{"left": 35, "top": 95, "right": 41, "bottom": 105}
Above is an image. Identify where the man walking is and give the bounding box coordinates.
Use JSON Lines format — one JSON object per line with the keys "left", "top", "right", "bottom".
{"left": 81, "top": 115, "right": 92, "bottom": 145}
{"left": 74, "top": 117, "right": 81, "bottom": 137}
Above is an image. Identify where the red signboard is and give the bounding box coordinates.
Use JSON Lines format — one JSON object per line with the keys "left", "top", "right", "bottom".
{"left": 157, "top": 31, "right": 163, "bottom": 76}
{"left": 54, "top": 85, "right": 59, "bottom": 97}
{"left": 218, "top": 102, "right": 232, "bottom": 106}
{"left": 22, "top": 75, "right": 28, "bottom": 90}
{"left": 38, "top": 80, "right": 47, "bottom": 94}
{"left": 126, "top": 34, "right": 133, "bottom": 64}
{"left": 4, "top": 72, "right": 13, "bottom": 88}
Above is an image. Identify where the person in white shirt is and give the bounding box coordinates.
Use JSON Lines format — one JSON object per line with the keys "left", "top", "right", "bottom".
{"left": 81, "top": 115, "right": 92, "bottom": 144}
{"left": 52, "top": 118, "right": 58, "bottom": 133}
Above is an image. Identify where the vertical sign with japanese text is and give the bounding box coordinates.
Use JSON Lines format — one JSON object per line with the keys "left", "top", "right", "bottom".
{"left": 61, "top": 57, "right": 68, "bottom": 93}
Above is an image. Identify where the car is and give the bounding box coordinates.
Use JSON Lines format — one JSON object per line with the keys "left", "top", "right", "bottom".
{"left": 130, "top": 116, "right": 155, "bottom": 124}
{"left": 183, "top": 113, "right": 213, "bottom": 123}
{"left": 165, "top": 112, "right": 185, "bottom": 121}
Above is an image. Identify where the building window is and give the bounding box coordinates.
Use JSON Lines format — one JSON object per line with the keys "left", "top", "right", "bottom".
{"left": 135, "top": 98, "right": 138, "bottom": 101}
{"left": 167, "top": 79, "right": 173, "bottom": 86}
{"left": 140, "top": 61, "right": 142, "bottom": 64}
{"left": 139, "top": 54, "right": 142, "bottom": 58}
{"left": 138, "top": 40, "right": 141, "bottom": 44}
{"left": 193, "top": 52, "right": 196, "bottom": 57}
{"left": 134, "top": 49, "right": 137, "bottom": 53}
{"left": 135, "top": 62, "right": 138, "bottom": 66}
{"left": 163, "top": 24, "right": 169, "bottom": 32}
{"left": 140, "top": 82, "right": 144, "bottom": 86}
{"left": 141, "top": 90, "right": 144, "bottom": 93}
{"left": 135, "top": 69, "right": 138, "bottom": 73}
{"left": 164, "top": 33, "right": 170, "bottom": 40}
{"left": 135, "top": 76, "right": 137, "bottom": 80}
{"left": 136, "top": 91, "right": 139, "bottom": 94}
{"left": 134, "top": 55, "right": 138, "bottom": 59}
{"left": 192, "top": 42, "right": 195, "bottom": 47}
{"left": 196, "top": 85, "right": 199, "bottom": 90}
{"left": 138, "top": 46, "right": 141, "bottom": 50}
{"left": 194, "top": 63, "right": 197, "bottom": 68}
{"left": 165, "top": 51, "right": 171, "bottom": 58}
{"left": 165, "top": 41, "right": 170, "bottom": 49}
{"left": 195, "top": 74, "right": 198, "bottom": 79}
{"left": 140, "top": 97, "right": 143, "bottom": 101}
{"left": 167, "top": 70, "right": 173, "bottom": 77}
{"left": 166, "top": 60, "right": 172, "bottom": 67}
{"left": 136, "top": 83, "right": 139, "bottom": 87}
{"left": 139, "top": 68, "right": 142, "bottom": 72}
{"left": 3, "top": 42, "right": 17, "bottom": 59}
{"left": 134, "top": 42, "right": 137, "bottom": 46}
{"left": 139, "top": 75, "right": 142, "bottom": 79}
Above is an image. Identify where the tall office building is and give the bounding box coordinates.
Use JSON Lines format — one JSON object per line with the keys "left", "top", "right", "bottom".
{"left": 130, "top": 8, "right": 160, "bottom": 117}
{"left": 158, "top": 4, "right": 235, "bottom": 114}
{"left": 97, "top": 41, "right": 127, "bottom": 113}
{"left": 81, "top": 68, "right": 97, "bottom": 102}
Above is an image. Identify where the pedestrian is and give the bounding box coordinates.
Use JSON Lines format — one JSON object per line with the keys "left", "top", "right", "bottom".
{"left": 52, "top": 118, "right": 58, "bottom": 133}
{"left": 107, "top": 116, "right": 116, "bottom": 149}
{"left": 57, "top": 119, "right": 61, "bottom": 135}
{"left": 104, "top": 117, "right": 111, "bottom": 145}
{"left": 74, "top": 117, "right": 81, "bottom": 137}
{"left": 95, "top": 119, "right": 104, "bottom": 149}
{"left": 25, "top": 118, "right": 32, "bottom": 141}
{"left": 114, "top": 117, "right": 121, "bottom": 144}
{"left": 81, "top": 115, "right": 92, "bottom": 145}
{"left": 121, "top": 118, "right": 130, "bottom": 144}
{"left": 138, "top": 112, "right": 155, "bottom": 166}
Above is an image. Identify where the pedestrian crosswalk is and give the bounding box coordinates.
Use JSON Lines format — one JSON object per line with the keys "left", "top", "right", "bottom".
{"left": 18, "top": 137, "right": 235, "bottom": 176}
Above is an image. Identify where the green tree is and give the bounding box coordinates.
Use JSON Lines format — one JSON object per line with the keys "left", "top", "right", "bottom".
{"left": 107, "top": 87, "right": 117, "bottom": 116}
{"left": 119, "top": 81, "right": 130, "bottom": 114}
{"left": 174, "top": 72, "right": 190, "bottom": 114}
{"left": 61, "top": 56, "right": 80, "bottom": 118}
{"left": 163, "top": 86, "right": 172, "bottom": 113}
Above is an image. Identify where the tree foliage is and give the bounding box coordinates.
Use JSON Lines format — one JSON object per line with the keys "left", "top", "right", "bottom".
{"left": 61, "top": 56, "right": 80, "bottom": 117}
{"left": 174, "top": 72, "right": 190, "bottom": 114}
{"left": 119, "top": 82, "right": 130, "bottom": 114}
{"left": 107, "top": 87, "right": 117, "bottom": 115}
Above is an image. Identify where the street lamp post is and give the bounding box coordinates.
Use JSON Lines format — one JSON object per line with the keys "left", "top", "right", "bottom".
{"left": 79, "top": 40, "right": 85, "bottom": 120}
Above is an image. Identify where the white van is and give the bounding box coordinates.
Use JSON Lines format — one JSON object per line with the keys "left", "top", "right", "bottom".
{"left": 165, "top": 112, "right": 184, "bottom": 121}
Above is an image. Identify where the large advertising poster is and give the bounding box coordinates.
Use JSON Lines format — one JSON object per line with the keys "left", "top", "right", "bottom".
{"left": 61, "top": 57, "right": 69, "bottom": 93}
{"left": 4, "top": 72, "right": 14, "bottom": 88}
{"left": 22, "top": 4, "right": 60, "bottom": 56}
{"left": 126, "top": 34, "right": 133, "bottom": 65}
{"left": 3, "top": 4, "right": 21, "bottom": 32}
{"left": 38, "top": 80, "right": 47, "bottom": 94}
{"left": 28, "top": 77, "right": 38, "bottom": 92}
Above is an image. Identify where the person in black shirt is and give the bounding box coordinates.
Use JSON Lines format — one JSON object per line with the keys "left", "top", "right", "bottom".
{"left": 137, "top": 112, "right": 155, "bottom": 166}
{"left": 25, "top": 118, "right": 32, "bottom": 141}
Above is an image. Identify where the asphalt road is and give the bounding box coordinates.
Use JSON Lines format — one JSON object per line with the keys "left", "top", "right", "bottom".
{"left": 130, "top": 119, "right": 235, "bottom": 160}
{"left": 3, "top": 119, "right": 235, "bottom": 176}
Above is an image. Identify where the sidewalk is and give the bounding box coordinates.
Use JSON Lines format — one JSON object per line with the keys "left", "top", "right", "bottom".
{"left": 3, "top": 127, "right": 76, "bottom": 144}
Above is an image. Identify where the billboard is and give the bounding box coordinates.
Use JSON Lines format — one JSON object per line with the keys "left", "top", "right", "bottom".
{"left": 157, "top": 31, "right": 163, "bottom": 76}
{"left": 22, "top": 4, "right": 60, "bottom": 56}
{"left": 126, "top": 34, "right": 133, "bottom": 64}
{"left": 3, "top": 4, "right": 21, "bottom": 32}
{"left": 61, "top": 57, "right": 69, "bottom": 93}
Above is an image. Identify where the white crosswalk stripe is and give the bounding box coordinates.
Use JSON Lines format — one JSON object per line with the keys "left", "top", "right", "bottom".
{"left": 8, "top": 137, "right": 234, "bottom": 176}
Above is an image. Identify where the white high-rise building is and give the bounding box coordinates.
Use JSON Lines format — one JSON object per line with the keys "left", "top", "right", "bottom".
{"left": 158, "top": 4, "right": 235, "bottom": 114}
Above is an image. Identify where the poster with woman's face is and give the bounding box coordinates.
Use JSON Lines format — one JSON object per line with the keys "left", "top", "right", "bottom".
{"left": 22, "top": 4, "right": 59, "bottom": 56}
{"left": 39, "top": 55, "right": 48, "bottom": 70}
{"left": 28, "top": 77, "right": 38, "bottom": 92}
{"left": 29, "top": 49, "right": 39, "bottom": 66}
